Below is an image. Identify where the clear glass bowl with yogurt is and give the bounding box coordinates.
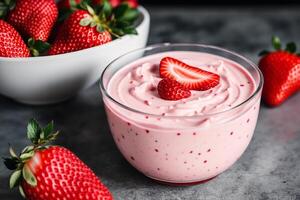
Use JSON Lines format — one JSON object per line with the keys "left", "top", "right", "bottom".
{"left": 100, "top": 44, "right": 263, "bottom": 185}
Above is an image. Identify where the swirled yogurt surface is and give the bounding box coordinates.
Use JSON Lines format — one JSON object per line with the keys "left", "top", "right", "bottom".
{"left": 108, "top": 51, "right": 255, "bottom": 116}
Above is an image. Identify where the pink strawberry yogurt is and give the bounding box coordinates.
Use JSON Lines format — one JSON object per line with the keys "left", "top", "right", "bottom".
{"left": 101, "top": 46, "right": 263, "bottom": 184}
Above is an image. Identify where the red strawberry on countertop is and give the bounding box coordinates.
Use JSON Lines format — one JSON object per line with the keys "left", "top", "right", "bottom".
{"left": 159, "top": 57, "right": 220, "bottom": 91}
{"left": 0, "top": 20, "right": 30, "bottom": 57}
{"left": 49, "top": 3, "right": 139, "bottom": 55}
{"left": 0, "top": 0, "right": 58, "bottom": 42}
{"left": 3, "top": 119, "right": 113, "bottom": 200}
{"left": 158, "top": 78, "right": 191, "bottom": 101}
{"left": 259, "top": 36, "right": 300, "bottom": 106}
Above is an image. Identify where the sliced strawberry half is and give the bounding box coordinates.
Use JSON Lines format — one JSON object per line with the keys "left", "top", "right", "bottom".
{"left": 159, "top": 57, "right": 220, "bottom": 91}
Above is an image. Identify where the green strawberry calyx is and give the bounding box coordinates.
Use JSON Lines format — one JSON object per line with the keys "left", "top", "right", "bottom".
{"left": 27, "top": 38, "right": 51, "bottom": 57}
{"left": 259, "top": 36, "right": 298, "bottom": 56}
{"left": 0, "top": 0, "right": 16, "bottom": 19}
{"left": 58, "top": 0, "right": 139, "bottom": 38}
{"left": 3, "top": 119, "right": 59, "bottom": 198}
{"left": 79, "top": 0, "right": 139, "bottom": 38}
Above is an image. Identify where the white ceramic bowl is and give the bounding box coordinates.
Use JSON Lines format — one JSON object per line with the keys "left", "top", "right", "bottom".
{"left": 0, "top": 6, "right": 150, "bottom": 105}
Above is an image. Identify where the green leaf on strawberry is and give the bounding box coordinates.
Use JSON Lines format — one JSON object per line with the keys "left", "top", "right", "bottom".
{"left": 3, "top": 157, "right": 18, "bottom": 170}
{"left": 86, "top": 4, "right": 96, "bottom": 15}
{"left": 21, "top": 145, "right": 34, "bottom": 154}
{"left": 70, "top": 0, "right": 79, "bottom": 7}
{"left": 285, "top": 42, "right": 297, "bottom": 53}
{"left": 86, "top": 2, "right": 139, "bottom": 37}
{"left": 78, "top": 0, "right": 93, "bottom": 10}
{"left": 116, "top": 5, "right": 138, "bottom": 22}
{"left": 22, "top": 165, "right": 37, "bottom": 187}
{"left": 27, "top": 38, "right": 50, "bottom": 57}
{"left": 113, "top": 3, "right": 128, "bottom": 18}
{"left": 97, "top": 24, "right": 105, "bottom": 32}
{"left": 27, "top": 118, "right": 40, "bottom": 144}
{"left": 9, "top": 170, "right": 22, "bottom": 189}
{"left": 41, "top": 121, "right": 54, "bottom": 139}
{"left": 18, "top": 185, "right": 26, "bottom": 198}
{"left": 79, "top": 15, "right": 93, "bottom": 26}
{"left": 123, "top": 26, "right": 137, "bottom": 34}
{"left": 20, "top": 151, "right": 34, "bottom": 161}
{"left": 0, "top": 0, "right": 16, "bottom": 19}
{"left": 102, "top": 0, "right": 113, "bottom": 17}
{"left": 9, "top": 145, "right": 18, "bottom": 158}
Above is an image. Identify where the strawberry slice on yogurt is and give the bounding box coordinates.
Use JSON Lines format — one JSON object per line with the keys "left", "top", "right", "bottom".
{"left": 159, "top": 57, "right": 220, "bottom": 91}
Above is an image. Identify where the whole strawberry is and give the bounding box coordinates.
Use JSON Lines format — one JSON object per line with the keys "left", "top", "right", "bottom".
{"left": 259, "top": 36, "right": 300, "bottom": 106}
{"left": 158, "top": 78, "right": 191, "bottom": 101}
{"left": 0, "top": 20, "right": 30, "bottom": 57}
{"left": 48, "top": 9, "right": 112, "bottom": 55}
{"left": 3, "top": 119, "right": 113, "bottom": 200}
{"left": 49, "top": 3, "right": 138, "bottom": 55}
{"left": 0, "top": 0, "right": 58, "bottom": 41}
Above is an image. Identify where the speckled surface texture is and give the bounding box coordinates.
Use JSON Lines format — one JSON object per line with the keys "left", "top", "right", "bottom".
{"left": 0, "top": 6, "right": 300, "bottom": 200}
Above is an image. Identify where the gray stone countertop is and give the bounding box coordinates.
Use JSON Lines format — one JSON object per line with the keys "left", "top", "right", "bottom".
{"left": 0, "top": 6, "right": 300, "bottom": 200}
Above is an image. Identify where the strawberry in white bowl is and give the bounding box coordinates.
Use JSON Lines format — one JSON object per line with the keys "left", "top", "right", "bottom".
{"left": 0, "top": 0, "right": 150, "bottom": 105}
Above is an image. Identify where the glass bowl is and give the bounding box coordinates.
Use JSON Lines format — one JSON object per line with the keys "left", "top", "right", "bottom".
{"left": 100, "top": 44, "right": 263, "bottom": 185}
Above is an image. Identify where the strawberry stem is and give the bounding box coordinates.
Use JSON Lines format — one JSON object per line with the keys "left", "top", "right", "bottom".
{"left": 76, "top": 0, "right": 139, "bottom": 38}
{"left": 259, "top": 36, "right": 299, "bottom": 56}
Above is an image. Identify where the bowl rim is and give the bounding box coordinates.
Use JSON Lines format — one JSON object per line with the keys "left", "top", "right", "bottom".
{"left": 100, "top": 43, "right": 264, "bottom": 119}
{"left": 0, "top": 6, "right": 149, "bottom": 62}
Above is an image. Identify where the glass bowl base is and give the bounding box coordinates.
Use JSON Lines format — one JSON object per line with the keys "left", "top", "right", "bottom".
{"left": 146, "top": 175, "right": 218, "bottom": 186}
